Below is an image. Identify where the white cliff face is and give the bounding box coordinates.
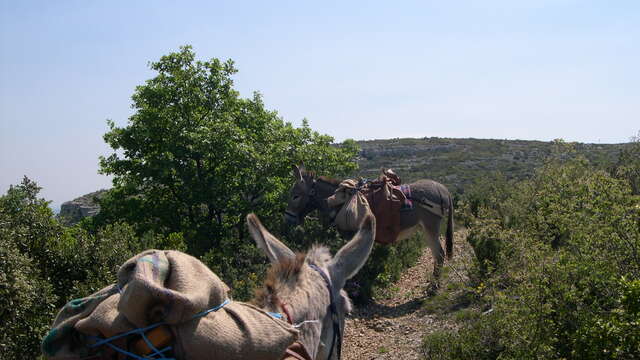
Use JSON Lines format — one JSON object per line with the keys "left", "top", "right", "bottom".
{"left": 57, "top": 189, "right": 107, "bottom": 225}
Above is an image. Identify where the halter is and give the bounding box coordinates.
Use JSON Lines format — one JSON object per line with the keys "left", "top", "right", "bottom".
{"left": 309, "top": 264, "right": 342, "bottom": 360}
{"left": 264, "top": 262, "right": 341, "bottom": 360}
{"left": 263, "top": 262, "right": 338, "bottom": 360}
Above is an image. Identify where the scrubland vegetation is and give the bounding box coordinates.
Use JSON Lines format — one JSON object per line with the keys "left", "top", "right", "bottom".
{"left": 422, "top": 138, "right": 640, "bottom": 359}
{"left": 1, "top": 45, "right": 637, "bottom": 359}
{"left": 357, "top": 137, "right": 625, "bottom": 196}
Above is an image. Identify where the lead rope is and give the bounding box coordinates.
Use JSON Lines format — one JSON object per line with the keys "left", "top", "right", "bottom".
{"left": 308, "top": 264, "right": 342, "bottom": 360}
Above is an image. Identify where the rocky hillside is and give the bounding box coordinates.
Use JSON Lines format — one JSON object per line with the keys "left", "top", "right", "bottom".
{"left": 57, "top": 189, "right": 107, "bottom": 225}
{"left": 59, "top": 138, "right": 626, "bottom": 224}
{"left": 356, "top": 137, "right": 625, "bottom": 194}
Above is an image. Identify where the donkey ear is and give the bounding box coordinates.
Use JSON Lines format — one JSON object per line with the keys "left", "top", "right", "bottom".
{"left": 328, "top": 214, "right": 376, "bottom": 291}
{"left": 292, "top": 164, "right": 303, "bottom": 182}
{"left": 247, "top": 213, "right": 295, "bottom": 263}
{"left": 298, "top": 162, "right": 307, "bottom": 176}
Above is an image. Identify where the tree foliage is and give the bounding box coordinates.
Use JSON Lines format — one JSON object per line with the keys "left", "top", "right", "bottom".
{"left": 0, "top": 204, "right": 56, "bottom": 359}
{"left": 97, "top": 45, "right": 358, "bottom": 255}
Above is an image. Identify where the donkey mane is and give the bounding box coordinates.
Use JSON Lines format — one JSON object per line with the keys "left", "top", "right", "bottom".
{"left": 301, "top": 170, "right": 316, "bottom": 179}
{"left": 317, "top": 176, "right": 340, "bottom": 186}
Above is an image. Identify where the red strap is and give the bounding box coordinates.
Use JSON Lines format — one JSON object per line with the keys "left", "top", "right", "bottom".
{"left": 281, "top": 303, "right": 294, "bottom": 325}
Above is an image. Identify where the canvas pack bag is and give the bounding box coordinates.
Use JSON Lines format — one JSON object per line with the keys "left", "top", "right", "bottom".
{"left": 328, "top": 177, "right": 404, "bottom": 245}
{"left": 327, "top": 179, "right": 372, "bottom": 233}
{"left": 42, "top": 250, "right": 299, "bottom": 360}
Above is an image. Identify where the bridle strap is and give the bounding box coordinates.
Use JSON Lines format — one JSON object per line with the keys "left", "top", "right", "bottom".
{"left": 308, "top": 264, "right": 342, "bottom": 360}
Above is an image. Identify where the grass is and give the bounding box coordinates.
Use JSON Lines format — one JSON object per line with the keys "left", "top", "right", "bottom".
{"left": 453, "top": 308, "right": 481, "bottom": 322}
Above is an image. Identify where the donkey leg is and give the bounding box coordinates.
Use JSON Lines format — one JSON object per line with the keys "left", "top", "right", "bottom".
{"left": 422, "top": 213, "right": 444, "bottom": 278}
{"left": 427, "top": 229, "right": 444, "bottom": 278}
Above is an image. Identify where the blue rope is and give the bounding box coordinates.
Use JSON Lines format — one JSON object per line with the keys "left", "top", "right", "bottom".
{"left": 88, "top": 298, "right": 231, "bottom": 359}
{"left": 267, "top": 311, "right": 284, "bottom": 320}
{"left": 140, "top": 332, "right": 165, "bottom": 358}
{"left": 190, "top": 298, "right": 230, "bottom": 318}
{"left": 102, "top": 341, "right": 174, "bottom": 360}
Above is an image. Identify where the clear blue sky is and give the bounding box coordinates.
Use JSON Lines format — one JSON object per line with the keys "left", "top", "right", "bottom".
{"left": 1, "top": 0, "right": 639, "bottom": 209}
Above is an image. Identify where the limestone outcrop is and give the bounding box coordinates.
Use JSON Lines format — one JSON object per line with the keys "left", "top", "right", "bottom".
{"left": 58, "top": 189, "right": 107, "bottom": 225}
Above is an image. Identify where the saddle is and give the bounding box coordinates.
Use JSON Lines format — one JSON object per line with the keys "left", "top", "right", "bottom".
{"left": 327, "top": 169, "right": 406, "bottom": 245}
{"left": 360, "top": 169, "right": 406, "bottom": 245}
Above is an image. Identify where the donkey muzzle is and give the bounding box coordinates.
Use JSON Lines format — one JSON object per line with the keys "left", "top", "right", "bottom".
{"left": 284, "top": 211, "right": 301, "bottom": 226}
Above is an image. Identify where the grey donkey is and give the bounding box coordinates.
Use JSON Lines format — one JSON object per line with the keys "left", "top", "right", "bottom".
{"left": 284, "top": 164, "right": 454, "bottom": 278}
{"left": 248, "top": 212, "right": 376, "bottom": 360}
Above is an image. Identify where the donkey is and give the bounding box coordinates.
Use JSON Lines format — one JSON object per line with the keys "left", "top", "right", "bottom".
{"left": 284, "top": 164, "right": 454, "bottom": 278}
{"left": 42, "top": 212, "right": 375, "bottom": 360}
{"left": 248, "top": 212, "right": 376, "bottom": 360}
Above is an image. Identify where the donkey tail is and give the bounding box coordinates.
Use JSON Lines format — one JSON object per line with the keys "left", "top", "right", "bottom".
{"left": 446, "top": 194, "right": 454, "bottom": 259}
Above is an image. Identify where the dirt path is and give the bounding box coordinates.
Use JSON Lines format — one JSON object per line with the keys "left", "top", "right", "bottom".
{"left": 342, "top": 230, "right": 470, "bottom": 360}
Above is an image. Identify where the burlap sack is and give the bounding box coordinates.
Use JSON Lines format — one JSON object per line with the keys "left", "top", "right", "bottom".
{"left": 327, "top": 179, "right": 371, "bottom": 232}
{"left": 42, "top": 250, "right": 299, "bottom": 360}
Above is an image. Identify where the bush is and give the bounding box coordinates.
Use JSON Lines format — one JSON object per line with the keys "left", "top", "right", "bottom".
{"left": 435, "top": 154, "right": 640, "bottom": 359}
{"left": 0, "top": 225, "right": 56, "bottom": 360}
{"left": 0, "top": 178, "right": 188, "bottom": 358}
{"left": 574, "top": 277, "right": 640, "bottom": 359}
{"left": 422, "top": 312, "right": 505, "bottom": 360}
{"left": 466, "top": 218, "right": 505, "bottom": 276}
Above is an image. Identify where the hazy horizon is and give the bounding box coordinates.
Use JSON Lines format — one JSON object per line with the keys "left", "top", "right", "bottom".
{"left": 2, "top": 1, "right": 638, "bottom": 209}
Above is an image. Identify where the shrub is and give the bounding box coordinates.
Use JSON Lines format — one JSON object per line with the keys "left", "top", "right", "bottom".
{"left": 422, "top": 312, "right": 505, "bottom": 360}
{"left": 0, "top": 224, "right": 56, "bottom": 360}
{"left": 0, "top": 178, "right": 188, "bottom": 358}
{"left": 438, "top": 154, "right": 640, "bottom": 359}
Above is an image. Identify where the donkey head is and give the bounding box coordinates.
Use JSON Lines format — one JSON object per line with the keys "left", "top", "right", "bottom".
{"left": 284, "top": 164, "right": 318, "bottom": 226}
{"left": 247, "top": 213, "right": 375, "bottom": 360}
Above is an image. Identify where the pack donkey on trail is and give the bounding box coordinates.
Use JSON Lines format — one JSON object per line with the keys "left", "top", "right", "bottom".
{"left": 284, "top": 164, "right": 454, "bottom": 278}
{"left": 42, "top": 212, "right": 376, "bottom": 360}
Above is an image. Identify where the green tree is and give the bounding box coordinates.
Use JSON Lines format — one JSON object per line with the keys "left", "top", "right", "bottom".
{"left": 97, "top": 45, "right": 358, "bottom": 256}
{"left": 0, "top": 212, "right": 56, "bottom": 359}
{"left": 0, "top": 177, "right": 70, "bottom": 300}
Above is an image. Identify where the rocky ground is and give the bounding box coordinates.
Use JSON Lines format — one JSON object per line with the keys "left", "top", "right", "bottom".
{"left": 342, "top": 230, "right": 472, "bottom": 360}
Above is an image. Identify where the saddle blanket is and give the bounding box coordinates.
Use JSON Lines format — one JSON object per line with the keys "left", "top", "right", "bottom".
{"left": 396, "top": 184, "right": 414, "bottom": 211}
